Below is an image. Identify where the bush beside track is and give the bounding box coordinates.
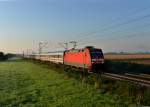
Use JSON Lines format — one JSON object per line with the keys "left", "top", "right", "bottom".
{"left": 104, "top": 60, "right": 150, "bottom": 74}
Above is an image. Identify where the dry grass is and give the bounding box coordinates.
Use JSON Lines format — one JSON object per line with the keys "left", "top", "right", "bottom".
{"left": 104, "top": 54, "right": 150, "bottom": 65}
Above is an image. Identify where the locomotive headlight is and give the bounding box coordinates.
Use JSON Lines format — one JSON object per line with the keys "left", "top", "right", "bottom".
{"left": 92, "top": 61, "right": 95, "bottom": 64}
{"left": 101, "top": 61, "right": 104, "bottom": 64}
{"left": 92, "top": 59, "right": 96, "bottom": 61}
{"left": 100, "top": 59, "right": 104, "bottom": 63}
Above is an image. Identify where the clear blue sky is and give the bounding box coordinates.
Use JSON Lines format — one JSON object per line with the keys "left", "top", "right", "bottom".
{"left": 0, "top": 0, "right": 150, "bottom": 53}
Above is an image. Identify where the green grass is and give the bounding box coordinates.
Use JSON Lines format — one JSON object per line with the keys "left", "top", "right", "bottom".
{"left": 0, "top": 60, "right": 136, "bottom": 107}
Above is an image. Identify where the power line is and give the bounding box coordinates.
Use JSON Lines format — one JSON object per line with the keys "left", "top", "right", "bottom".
{"left": 75, "top": 6, "right": 150, "bottom": 39}
{"left": 79, "top": 31, "right": 150, "bottom": 46}
{"left": 29, "top": 7, "right": 150, "bottom": 52}
{"left": 77, "top": 13, "right": 150, "bottom": 43}
{"left": 70, "top": 6, "right": 150, "bottom": 45}
{"left": 79, "top": 22, "right": 150, "bottom": 44}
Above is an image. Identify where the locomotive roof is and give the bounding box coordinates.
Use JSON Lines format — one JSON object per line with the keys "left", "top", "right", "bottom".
{"left": 65, "top": 47, "right": 102, "bottom": 53}
{"left": 65, "top": 48, "right": 84, "bottom": 53}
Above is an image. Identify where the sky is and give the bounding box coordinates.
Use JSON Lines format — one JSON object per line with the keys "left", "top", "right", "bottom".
{"left": 0, "top": 0, "right": 150, "bottom": 53}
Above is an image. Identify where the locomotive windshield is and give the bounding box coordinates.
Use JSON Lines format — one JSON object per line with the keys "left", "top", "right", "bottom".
{"left": 90, "top": 51, "right": 103, "bottom": 59}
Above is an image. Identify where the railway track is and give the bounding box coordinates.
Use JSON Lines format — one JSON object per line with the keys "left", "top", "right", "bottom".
{"left": 125, "top": 73, "right": 150, "bottom": 81}
{"left": 102, "top": 72, "right": 150, "bottom": 87}
{"left": 140, "top": 74, "right": 150, "bottom": 78}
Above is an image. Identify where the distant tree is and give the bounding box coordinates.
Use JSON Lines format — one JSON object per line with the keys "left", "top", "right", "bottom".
{"left": 0, "top": 52, "right": 15, "bottom": 61}
{"left": 0, "top": 52, "right": 4, "bottom": 56}
{"left": 0, "top": 52, "right": 5, "bottom": 60}
{"left": 5, "top": 53, "right": 15, "bottom": 59}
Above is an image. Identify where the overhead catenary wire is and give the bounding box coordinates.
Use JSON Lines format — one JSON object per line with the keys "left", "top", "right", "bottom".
{"left": 27, "top": 6, "right": 150, "bottom": 53}
{"left": 78, "top": 22, "right": 150, "bottom": 46}
{"left": 52, "top": 7, "right": 150, "bottom": 50}
{"left": 77, "top": 13, "right": 150, "bottom": 43}
{"left": 78, "top": 31, "right": 150, "bottom": 47}
{"left": 76, "top": 6, "right": 150, "bottom": 41}
{"left": 75, "top": 6, "right": 150, "bottom": 39}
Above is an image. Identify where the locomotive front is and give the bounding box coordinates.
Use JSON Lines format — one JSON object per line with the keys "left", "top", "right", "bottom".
{"left": 88, "top": 47, "right": 105, "bottom": 72}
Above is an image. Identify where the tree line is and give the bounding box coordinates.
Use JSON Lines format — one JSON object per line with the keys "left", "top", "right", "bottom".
{"left": 0, "top": 52, "right": 14, "bottom": 61}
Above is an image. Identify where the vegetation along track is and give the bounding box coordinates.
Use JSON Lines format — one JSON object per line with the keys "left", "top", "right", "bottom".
{"left": 102, "top": 73, "right": 150, "bottom": 87}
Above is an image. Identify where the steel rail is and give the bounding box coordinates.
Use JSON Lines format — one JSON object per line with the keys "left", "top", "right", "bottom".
{"left": 102, "top": 73, "right": 150, "bottom": 87}
{"left": 125, "top": 73, "right": 150, "bottom": 80}
{"left": 140, "top": 74, "right": 150, "bottom": 78}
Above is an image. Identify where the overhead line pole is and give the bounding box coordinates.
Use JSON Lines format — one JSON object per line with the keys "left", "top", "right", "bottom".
{"left": 39, "top": 42, "right": 42, "bottom": 54}
{"left": 58, "top": 42, "right": 68, "bottom": 51}
{"left": 38, "top": 41, "right": 48, "bottom": 54}
{"left": 69, "top": 41, "right": 77, "bottom": 49}
{"left": 64, "top": 42, "right": 68, "bottom": 50}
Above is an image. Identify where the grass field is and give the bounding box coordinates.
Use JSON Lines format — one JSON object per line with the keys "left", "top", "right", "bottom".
{"left": 105, "top": 54, "right": 150, "bottom": 65}
{"left": 0, "top": 59, "right": 136, "bottom": 107}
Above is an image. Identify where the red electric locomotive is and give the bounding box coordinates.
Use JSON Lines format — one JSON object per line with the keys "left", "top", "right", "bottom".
{"left": 63, "top": 46, "right": 104, "bottom": 73}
